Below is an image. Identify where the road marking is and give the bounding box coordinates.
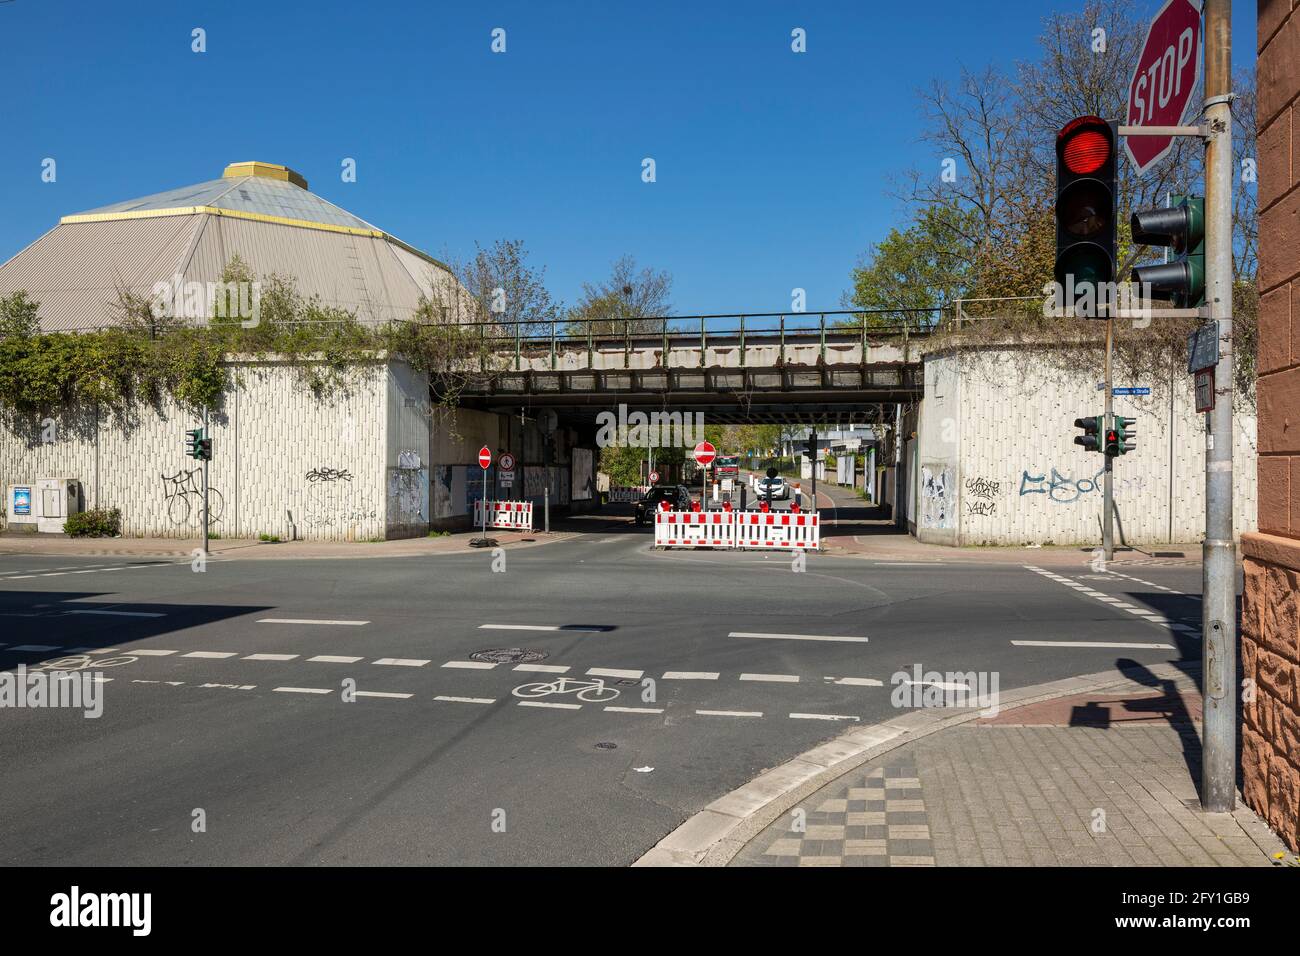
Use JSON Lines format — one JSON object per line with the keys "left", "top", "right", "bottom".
{"left": 2, "top": 575, "right": 35, "bottom": 579}
{"left": 66, "top": 609, "right": 166, "bottom": 618}
{"left": 1011, "top": 640, "right": 1176, "bottom": 649}
{"left": 604, "top": 705, "right": 664, "bottom": 714}
{"left": 243, "top": 653, "right": 299, "bottom": 661}
{"left": 182, "top": 651, "right": 238, "bottom": 659}
{"left": 479, "top": 623, "right": 612, "bottom": 633}
{"left": 513, "top": 663, "right": 570, "bottom": 674}
{"left": 200, "top": 683, "right": 256, "bottom": 690}
{"left": 372, "top": 658, "right": 429, "bottom": 667}
{"left": 662, "top": 671, "right": 719, "bottom": 680}
{"left": 586, "top": 667, "right": 643, "bottom": 679}
{"left": 442, "top": 660, "right": 497, "bottom": 670}
{"left": 739, "top": 673, "right": 800, "bottom": 683}
{"left": 827, "top": 676, "right": 884, "bottom": 687}
{"left": 696, "top": 709, "right": 763, "bottom": 718}
{"left": 730, "top": 631, "right": 868, "bottom": 644}
{"left": 435, "top": 695, "right": 496, "bottom": 705}
{"left": 790, "top": 712, "right": 860, "bottom": 721}
{"left": 518, "top": 700, "right": 582, "bottom": 710}
{"left": 307, "top": 655, "right": 363, "bottom": 663}
{"left": 131, "top": 649, "right": 179, "bottom": 656}
{"left": 8, "top": 644, "right": 59, "bottom": 651}
{"left": 355, "top": 691, "right": 413, "bottom": 699}
{"left": 273, "top": 686, "right": 332, "bottom": 694}
{"left": 257, "top": 618, "right": 369, "bottom": 626}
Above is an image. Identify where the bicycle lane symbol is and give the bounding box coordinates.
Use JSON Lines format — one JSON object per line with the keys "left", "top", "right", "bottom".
{"left": 33, "top": 654, "right": 140, "bottom": 672}
{"left": 511, "top": 677, "right": 620, "bottom": 704}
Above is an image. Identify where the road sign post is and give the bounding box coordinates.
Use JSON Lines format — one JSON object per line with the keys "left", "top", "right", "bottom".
{"left": 693, "top": 441, "right": 715, "bottom": 507}
{"left": 476, "top": 446, "right": 492, "bottom": 545}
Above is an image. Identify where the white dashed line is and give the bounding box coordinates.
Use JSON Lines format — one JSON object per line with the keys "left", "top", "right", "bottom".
{"left": 8, "top": 644, "right": 58, "bottom": 651}
{"left": 729, "top": 631, "right": 869, "bottom": 644}
{"left": 182, "top": 651, "right": 238, "bottom": 659}
{"left": 790, "top": 712, "right": 860, "bottom": 721}
{"left": 1011, "top": 640, "right": 1175, "bottom": 649}
{"left": 257, "top": 618, "right": 369, "bottom": 626}
{"left": 827, "top": 677, "right": 884, "bottom": 687}
{"left": 243, "top": 653, "right": 299, "bottom": 661}
{"left": 442, "top": 660, "right": 497, "bottom": 670}
{"left": 354, "top": 691, "right": 413, "bottom": 699}
{"left": 272, "top": 686, "right": 332, "bottom": 695}
{"left": 662, "top": 671, "right": 719, "bottom": 680}
{"left": 479, "top": 624, "right": 609, "bottom": 633}
{"left": 372, "top": 658, "right": 429, "bottom": 667}
{"left": 435, "top": 695, "right": 496, "bottom": 705}
{"left": 131, "top": 649, "right": 179, "bottom": 656}
{"left": 513, "top": 663, "right": 570, "bottom": 674}
{"left": 604, "top": 705, "right": 664, "bottom": 714}
{"left": 66, "top": 609, "right": 165, "bottom": 618}
{"left": 518, "top": 700, "right": 581, "bottom": 710}
{"left": 308, "top": 655, "right": 363, "bottom": 663}
{"left": 696, "top": 709, "right": 763, "bottom": 718}
{"left": 739, "top": 673, "right": 800, "bottom": 683}
{"left": 586, "top": 667, "right": 643, "bottom": 679}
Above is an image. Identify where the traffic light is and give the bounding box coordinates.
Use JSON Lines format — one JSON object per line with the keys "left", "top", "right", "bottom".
{"left": 197, "top": 437, "right": 213, "bottom": 461}
{"left": 1130, "top": 195, "right": 1205, "bottom": 308}
{"left": 803, "top": 436, "right": 817, "bottom": 460}
{"left": 1054, "top": 116, "right": 1118, "bottom": 318}
{"left": 185, "top": 428, "right": 204, "bottom": 460}
{"left": 1074, "top": 415, "right": 1102, "bottom": 452}
{"left": 1104, "top": 426, "right": 1120, "bottom": 458}
{"left": 1114, "top": 416, "right": 1136, "bottom": 455}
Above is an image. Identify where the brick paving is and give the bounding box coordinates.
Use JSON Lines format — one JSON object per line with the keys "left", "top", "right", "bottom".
{"left": 731, "top": 686, "right": 1287, "bottom": 867}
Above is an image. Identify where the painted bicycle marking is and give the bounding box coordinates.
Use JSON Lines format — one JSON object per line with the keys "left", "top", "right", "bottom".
{"left": 511, "top": 677, "right": 620, "bottom": 703}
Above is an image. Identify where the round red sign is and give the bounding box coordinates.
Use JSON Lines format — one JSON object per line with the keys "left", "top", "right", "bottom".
{"left": 648, "top": 470, "right": 660, "bottom": 484}
{"left": 499, "top": 453, "right": 515, "bottom": 471}
{"left": 478, "top": 446, "right": 492, "bottom": 469}
{"left": 693, "top": 441, "right": 716, "bottom": 467}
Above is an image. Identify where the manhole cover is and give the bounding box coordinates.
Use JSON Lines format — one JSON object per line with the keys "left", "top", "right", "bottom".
{"left": 595, "top": 742, "right": 618, "bottom": 750}
{"left": 469, "top": 647, "right": 548, "bottom": 664}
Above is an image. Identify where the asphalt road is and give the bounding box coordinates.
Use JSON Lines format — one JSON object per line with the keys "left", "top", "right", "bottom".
{"left": 0, "top": 519, "right": 1207, "bottom": 866}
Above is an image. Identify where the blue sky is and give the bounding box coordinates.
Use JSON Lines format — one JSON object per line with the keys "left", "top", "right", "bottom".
{"left": 0, "top": 0, "right": 1258, "bottom": 316}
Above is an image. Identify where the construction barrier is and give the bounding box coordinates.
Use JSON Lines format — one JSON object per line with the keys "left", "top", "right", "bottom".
{"left": 474, "top": 499, "right": 534, "bottom": 531}
{"left": 654, "top": 509, "right": 819, "bottom": 551}
{"left": 653, "top": 510, "right": 736, "bottom": 549}
{"left": 607, "top": 485, "right": 650, "bottom": 503}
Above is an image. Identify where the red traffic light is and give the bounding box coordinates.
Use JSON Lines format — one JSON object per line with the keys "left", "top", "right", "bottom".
{"left": 1058, "top": 116, "right": 1113, "bottom": 175}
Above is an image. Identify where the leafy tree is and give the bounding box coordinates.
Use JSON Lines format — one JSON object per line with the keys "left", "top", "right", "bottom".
{"left": 567, "top": 255, "right": 672, "bottom": 336}
{"left": 0, "top": 290, "right": 41, "bottom": 339}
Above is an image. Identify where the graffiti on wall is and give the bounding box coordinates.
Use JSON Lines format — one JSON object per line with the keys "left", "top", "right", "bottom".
{"left": 1019, "top": 467, "right": 1148, "bottom": 504}
{"left": 964, "top": 476, "right": 1000, "bottom": 517}
{"left": 919, "top": 465, "right": 954, "bottom": 530}
{"left": 388, "top": 450, "right": 428, "bottom": 527}
{"left": 160, "top": 470, "right": 224, "bottom": 526}
{"left": 303, "top": 465, "right": 375, "bottom": 528}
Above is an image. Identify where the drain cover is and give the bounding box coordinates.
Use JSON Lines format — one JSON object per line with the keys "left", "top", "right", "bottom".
{"left": 469, "top": 647, "right": 548, "bottom": 664}
{"left": 595, "top": 742, "right": 618, "bottom": 750}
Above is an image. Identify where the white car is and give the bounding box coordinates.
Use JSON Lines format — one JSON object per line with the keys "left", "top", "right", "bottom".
{"left": 754, "top": 476, "right": 790, "bottom": 501}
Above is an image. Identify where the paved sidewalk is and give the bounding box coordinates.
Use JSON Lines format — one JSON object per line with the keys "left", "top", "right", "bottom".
{"left": 729, "top": 673, "right": 1285, "bottom": 867}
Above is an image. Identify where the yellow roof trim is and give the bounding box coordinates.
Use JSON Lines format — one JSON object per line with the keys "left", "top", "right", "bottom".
{"left": 58, "top": 206, "right": 451, "bottom": 273}
{"left": 223, "top": 161, "right": 308, "bottom": 189}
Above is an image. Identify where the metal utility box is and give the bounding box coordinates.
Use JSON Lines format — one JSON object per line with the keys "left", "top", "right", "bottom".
{"left": 6, "top": 484, "right": 37, "bottom": 528}
{"left": 35, "top": 477, "right": 83, "bottom": 533}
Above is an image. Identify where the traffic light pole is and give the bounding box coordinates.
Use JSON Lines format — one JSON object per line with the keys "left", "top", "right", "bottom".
{"left": 1200, "top": 0, "right": 1235, "bottom": 814}
{"left": 201, "top": 406, "right": 210, "bottom": 556}
{"left": 1103, "top": 319, "right": 1114, "bottom": 562}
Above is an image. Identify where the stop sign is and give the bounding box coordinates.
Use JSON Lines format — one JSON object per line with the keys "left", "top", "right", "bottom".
{"left": 693, "top": 441, "right": 716, "bottom": 467}
{"left": 1124, "top": 0, "right": 1202, "bottom": 174}
{"left": 478, "top": 446, "right": 492, "bottom": 469}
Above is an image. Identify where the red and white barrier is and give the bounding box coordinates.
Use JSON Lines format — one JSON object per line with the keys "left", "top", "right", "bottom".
{"left": 734, "top": 510, "right": 819, "bottom": 550}
{"left": 475, "top": 499, "right": 534, "bottom": 531}
{"left": 608, "top": 485, "right": 650, "bottom": 503}
{"left": 653, "top": 510, "right": 735, "bottom": 548}
{"left": 654, "top": 509, "right": 819, "bottom": 551}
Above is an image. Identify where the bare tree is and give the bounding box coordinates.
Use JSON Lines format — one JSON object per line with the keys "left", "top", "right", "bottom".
{"left": 567, "top": 255, "right": 673, "bottom": 336}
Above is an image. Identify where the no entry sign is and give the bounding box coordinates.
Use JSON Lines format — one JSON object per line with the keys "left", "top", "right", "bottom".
{"left": 693, "top": 441, "right": 716, "bottom": 467}
{"left": 478, "top": 446, "right": 492, "bottom": 469}
{"left": 1124, "top": 0, "right": 1203, "bottom": 174}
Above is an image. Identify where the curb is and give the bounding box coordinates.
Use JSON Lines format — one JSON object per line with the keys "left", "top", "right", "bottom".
{"left": 632, "top": 660, "right": 1201, "bottom": 867}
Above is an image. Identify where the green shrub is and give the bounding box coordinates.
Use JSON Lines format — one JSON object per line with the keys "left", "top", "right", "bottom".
{"left": 64, "top": 507, "right": 121, "bottom": 537}
{"left": 258, "top": 533, "right": 282, "bottom": 543}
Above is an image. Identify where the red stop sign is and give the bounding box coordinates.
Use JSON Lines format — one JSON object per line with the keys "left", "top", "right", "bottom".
{"left": 478, "top": 446, "right": 492, "bottom": 469}
{"left": 1124, "top": 0, "right": 1202, "bottom": 174}
{"left": 693, "top": 441, "right": 716, "bottom": 467}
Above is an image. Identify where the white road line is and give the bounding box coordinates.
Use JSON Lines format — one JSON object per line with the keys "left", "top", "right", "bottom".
{"left": 730, "top": 631, "right": 868, "bottom": 644}
{"left": 355, "top": 691, "right": 413, "bottom": 699}
{"left": 66, "top": 609, "right": 165, "bottom": 618}
{"left": 604, "top": 705, "right": 664, "bottom": 714}
{"left": 257, "top": 618, "right": 369, "bottom": 626}
{"left": 479, "top": 624, "right": 609, "bottom": 632}
{"left": 827, "top": 677, "right": 884, "bottom": 687}
{"left": 3, "top": 575, "right": 35, "bottom": 579}
{"left": 243, "top": 653, "right": 299, "bottom": 661}
{"left": 790, "top": 712, "right": 860, "bottom": 721}
{"left": 273, "top": 686, "right": 332, "bottom": 694}
{"left": 586, "top": 667, "right": 643, "bottom": 679}
{"left": 442, "top": 660, "right": 497, "bottom": 670}
{"left": 518, "top": 700, "right": 582, "bottom": 710}
{"left": 696, "top": 709, "right": 763, "bottom": 718}
{"left": 739, "top": 673, "right": 800, "bottom": 683}
{"left": 662, "top": 671, "right": 719, "bottom": 680}
{"left": 308, "top": 655, "right": 363, "bottom": 663}
{"left": 182, "top": 651, "right": 238, "bottom": 659}
{"left": 131, "top": 649, "right": 179, "bottom": 656}
{"left": 372, "top": 658, "right": 429, "bottom": 667}
{"left": 1011, "top": 640, "right": 1176, "bottom": 649}
{"left": 435, "top": 695, "right": 496, "bottom": 704}
{"left": 9, "top": 644, "right": 59, "bottom": 651}
{"left": 513, "top": 663, "right": 570, "bottom": 673}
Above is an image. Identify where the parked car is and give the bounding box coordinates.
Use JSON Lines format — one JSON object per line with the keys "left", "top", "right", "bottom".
{"left": 634, "top": 485, "right": 693, "bottom": 526}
